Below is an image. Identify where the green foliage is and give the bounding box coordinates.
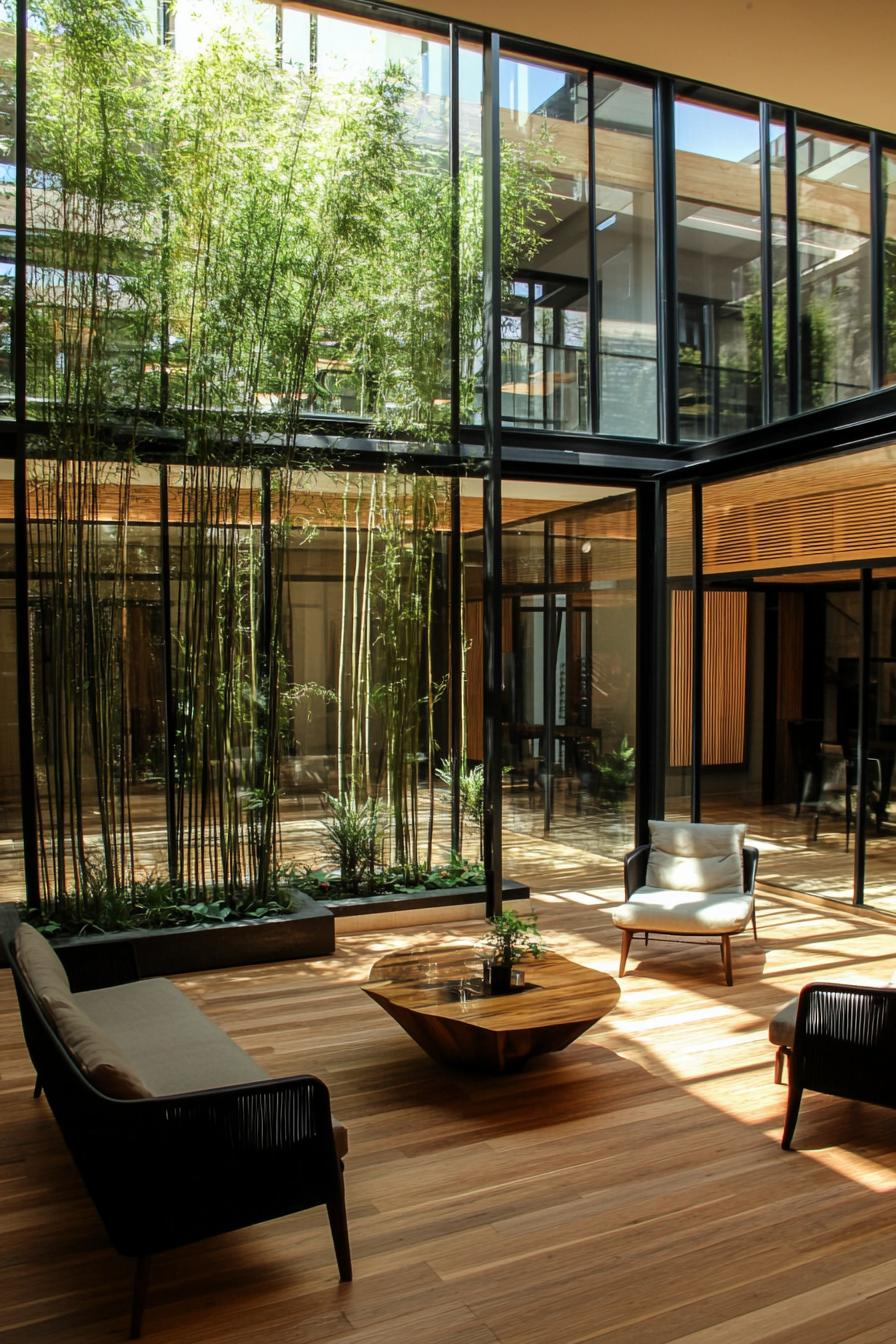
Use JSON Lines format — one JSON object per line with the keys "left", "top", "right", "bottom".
{"left": 593, "top": 735, "right": 636, "bottom": 808}
{"left": 298, "top": 852, "right": 485, "bottom": 901}
{"left": 21, "top": 872, "right": 293, "bottom": 937}
{"left": 479, "top": 909, "right": 545, "bottom": 968}
{"left": 320, "top": 793, "right": 381, "bottom": 892}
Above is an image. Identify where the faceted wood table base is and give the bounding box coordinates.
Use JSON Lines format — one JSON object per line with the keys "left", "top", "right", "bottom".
{"left": 362, "top": 946, "right": 620, "bottom": 1073}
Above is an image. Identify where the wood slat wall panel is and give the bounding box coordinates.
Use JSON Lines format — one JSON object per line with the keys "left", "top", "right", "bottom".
{"left": 669, "top": 590, "right": 748, "bottom": 768}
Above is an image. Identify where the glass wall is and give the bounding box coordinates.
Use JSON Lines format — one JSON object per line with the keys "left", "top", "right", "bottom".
{"left": 797, "top": 128, "right": 871, "bottom": 409}
{"left": 866, "top": 572, "right": 896, "bottom": 912}
{"left": 665, "top": 485, "right": 693, "bottom": 818}
{"left": 593, "top": 77, "right": 657, "bottom": 438}
{"left": 675, "top": 94, "right": 763, "bottom": 441}
{"left": 498, "top": 483, "right": 637, "bottom": 866}
{"left": 499, "top": 54, "right": 590, "bottom": 433}
{"left": 769, "top": 111, "right": 790, "bottom": 419}
{"left": 884, "top": 149, "right": 896, "bottom": 388}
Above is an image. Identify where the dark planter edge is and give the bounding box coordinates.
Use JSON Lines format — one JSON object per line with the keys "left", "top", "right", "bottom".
{"left": 322, "top": 877, "right": 530, "bottom": 918}
{"left": 0, "top": 888, "right": 335, "bottom": 982}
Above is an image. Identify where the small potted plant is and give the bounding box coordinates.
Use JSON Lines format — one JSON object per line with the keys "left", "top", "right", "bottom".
{"left": 479, "top": 909, "right": 545, "bottom": 994}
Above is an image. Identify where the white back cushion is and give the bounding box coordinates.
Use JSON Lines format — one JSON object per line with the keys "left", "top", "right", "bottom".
{"left": 646, "top": 820, "right": 745, "bottom": 893}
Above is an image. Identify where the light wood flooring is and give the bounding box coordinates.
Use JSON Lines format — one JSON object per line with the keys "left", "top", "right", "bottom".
{"left": 4, "top": 855, "right": 896, "bottom": 1343}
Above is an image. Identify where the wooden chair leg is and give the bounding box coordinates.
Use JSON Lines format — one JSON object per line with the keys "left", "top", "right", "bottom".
{"left": 619, "top": 929, "right": 634, "bottom": 977}
{"left": 721, "top": 934, "right": 733, "bottom": 986}
{"left": 129, "top": 1256, "right": 151, "bottom": 1340}
{"left": 751, "top": 906, "right": 758, "bottom": 941}
{"left": 326, "top": 1169, "right": 352, "bottom": 1283}
{"left": 781, "top": 1080, "right": 804, "bottom": 1150}
{"left": 644, "top": 932, "right": 649, "bottom": 945}
{"left": 773, "top": 1045, "right": 788, "bottom": 1085}
{"left": 33, "top": 1076, "right": 42, "bottom": 1100}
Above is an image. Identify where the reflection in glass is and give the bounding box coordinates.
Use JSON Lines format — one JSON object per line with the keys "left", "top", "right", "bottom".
{"left": 498, "top": 485, "right": 637, "bottom": 863}
{"left": 769, "top": 113, "right": 789, "bottom": 419}
{"left": 797, "top": 129, "right": 871, "bottom": 408}
{"left": 884, "top": 151, "right": 896, "bottom": 388}
{"left": 675, "top": 96, "right": 763, "bottom": 441}
{"left": 499, "top": 55, "right": 590, "bottom": 433}
{"left": 666, "top": 486, "right": 693, "bottom": 819}
{"left": 594, "top": 77, "right": 657, "bottom": 438}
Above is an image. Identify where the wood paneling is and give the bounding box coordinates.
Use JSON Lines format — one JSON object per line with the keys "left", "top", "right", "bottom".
{"left": 669, "top": 589, "right": 748, "bottom": 767}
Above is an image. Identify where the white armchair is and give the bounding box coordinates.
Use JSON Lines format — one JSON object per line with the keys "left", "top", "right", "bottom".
{"left": 612, "top": 820, "right": 759, "bottom": 986}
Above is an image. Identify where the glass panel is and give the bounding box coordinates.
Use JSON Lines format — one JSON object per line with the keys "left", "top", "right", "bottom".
{"left": 666, "top": 486, "right": 693, "bottom": 819}
{"left": 28, "top": 459, "right": 167, "bottom": 908}
{"left": 675, "top": 96, "right": 763, "bottom": 441}
{"left": 884, "top": 149, "right": 896, "bottom": 388}
{"left": 769, "top": 111, "right": 790, "bottom": 419}
{"left": 0, "top": 2, "right": 13, "bottom": 415}
{"left": 593, "top": 76, "right": 657, "bottom": 438}
{"left": 499, "top": 55, "right": 590, "bottom": 433}
{"left": 797, "top": 128, "right": 871, "bottom": 408}
{"left": 498, "top": 482, "right": 636, "bottom": 866}
{"left": 860, "top": 571, "right": 896, "bottom": 912}
{"left": 27, "top": 0, "right": 452, "bottom": 439}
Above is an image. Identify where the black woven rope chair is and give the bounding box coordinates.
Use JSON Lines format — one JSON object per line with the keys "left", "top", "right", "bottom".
{"left": 778, "top": 981, "right": 896, "bottom": 1150}
{"left": 3, "top": 928, "right": 351, "bottom": 1338}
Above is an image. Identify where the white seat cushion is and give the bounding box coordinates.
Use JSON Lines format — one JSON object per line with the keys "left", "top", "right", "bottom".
{"left": 611, "top": 885, "right": 753, "bottom": 936}
{"left": 646, "top": 820, "right": 745, "bottom": 893}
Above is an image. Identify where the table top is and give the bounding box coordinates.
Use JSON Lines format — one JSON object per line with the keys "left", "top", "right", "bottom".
{"left": 362, "top": 946, "right": 620, "bottom": 1034}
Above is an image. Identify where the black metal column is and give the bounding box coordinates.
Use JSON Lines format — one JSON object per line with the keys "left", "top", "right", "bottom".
{"left": 690, "top": 483, "right": 703, "bottom": 821}
{"left": 853, "top": 567, "right": 872, "bottom": 906}
{"left": 654, "top": 78, "right": 678, "bottom": 447}
{"left": 482, "top": 32, "right": 503, "bottom": 917}
{"left": 759, "top": 102, "right": 774, "bottom": 426}
{"left": 543, "top": 519, "right": 555, "bottom": 837}
{"left": 14, "top": 0, "right": 40, "bottom": 912}
{"left": 159, "top": 466, "right": 178, "bottom": 885}
{"left": 870, "top": 131, "right": 885, "bottom": 392}
{"left": 635, "top": 481, "right": 665, "bottom": 843}
{"left": 586, "top": 71, "right": 600, "bottom": 436}
{"left": 784, "top": 110, "right": 800, "bottom": 417}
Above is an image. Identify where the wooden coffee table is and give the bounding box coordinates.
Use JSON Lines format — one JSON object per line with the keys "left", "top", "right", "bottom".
{"left": 362, "top": 946, "right": 620, "bottom": 1073}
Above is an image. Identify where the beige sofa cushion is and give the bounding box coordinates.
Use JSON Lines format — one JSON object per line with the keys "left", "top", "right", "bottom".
{"left": 14, "top": 924, "right": 71, "bottom": 1005}
{"left": 42, "top": 993, "right": 151, "bottom": 1100}
{"left": 646, "top": 820, "right": 745, "bottom": 893}
{"left": 74, "top": 977, "right": 270, "bottom": 1096}
{"left": 612, "top": 886, "right": 753, "bottom": 935}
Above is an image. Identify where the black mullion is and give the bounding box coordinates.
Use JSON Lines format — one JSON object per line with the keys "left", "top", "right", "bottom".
{"left": 785, "top": 110, "right": 800, "bottom": 417}
{"left": 759, "top": 102, "right": 774, "bottom": 425}
{"left": 159, "top": 465, "right": 178, "bottom": 885}
{"left": 482, "top": 31, "right": 503, "bottom": 917}
{"left": 853, "top": 567, "right": 872, "bottom": 905}
{"left": 586, "top": 71, "right": 600, "bottom": 436}
{"left": 691, "top": 483, "right": 703, "bottom": 820}
{"left": 654, "top": 77, "right": 678, "bottom": 447}
{"left": 870, "top": 131, "right": 885, "bottom": 391}
{"left": 14, "top": 0, "right": 39, "bottom": 912}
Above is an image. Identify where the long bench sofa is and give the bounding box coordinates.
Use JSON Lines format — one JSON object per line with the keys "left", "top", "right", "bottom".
{"left": 4, "top": 922, "right": 351, "bottom": 1339}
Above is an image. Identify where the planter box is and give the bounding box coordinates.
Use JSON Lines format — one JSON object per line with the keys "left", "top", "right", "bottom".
{"left": 323, "top": 877, "right": 530, "bottom": 919}
{"left": 0, "top": 890, "right": 334, "bottom": 990}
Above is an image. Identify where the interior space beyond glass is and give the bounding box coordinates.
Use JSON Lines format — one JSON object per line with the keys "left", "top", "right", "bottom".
{"left": 675, "top": 96, "right": 763, "bottom": 441}
{"left": 7, "top": 0, "right": 889, "bottom": 445}
{"left": 698, "top": 443, "right": 896, "bottom": 913}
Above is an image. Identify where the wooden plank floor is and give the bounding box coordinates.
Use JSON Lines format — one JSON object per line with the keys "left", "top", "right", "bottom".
{"left": 4, "top": 876, "right": 896, "bottom": 1343}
